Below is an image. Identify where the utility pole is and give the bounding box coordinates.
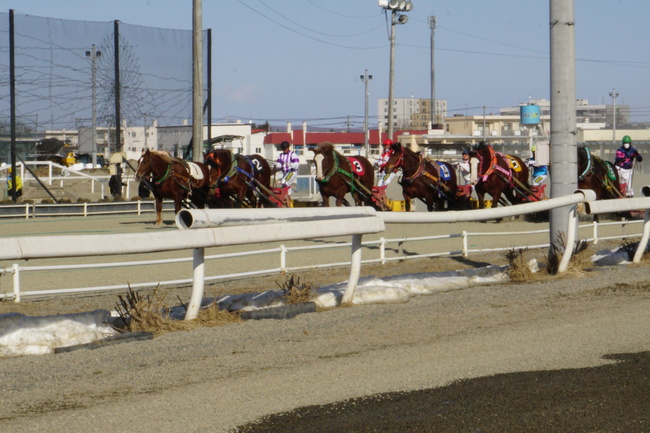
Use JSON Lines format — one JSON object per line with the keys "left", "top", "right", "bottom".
{"left": 361, "top": 69, "right": 373, "bottom": 157}
{"left": 429, "top": 16, "right": 436, "bottom": 127}
{"left": 609, "top": 88, "right": 619, "bottom": 155}
{"left": 482, "top": 105, "right": 487, "bottom": 141}
{"left": 86, "top": 45, "right": 101, "bottom": 166}
{"left": 380, "top": 1, "right": 413, "bottom": 141}
{"left": 549, "top": 0, "right": 577, "bottom": 253}
{"left": 192, "top": 0, "right": 203, "bottom": 163}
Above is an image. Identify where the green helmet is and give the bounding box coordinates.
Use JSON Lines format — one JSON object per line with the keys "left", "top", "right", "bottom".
{"left": 622, "top": 135, "right": 632, "bottom": 144}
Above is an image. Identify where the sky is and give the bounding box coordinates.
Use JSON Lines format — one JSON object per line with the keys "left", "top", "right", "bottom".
{"left": 4, "top": 0, "right": 650, "bottom": 129}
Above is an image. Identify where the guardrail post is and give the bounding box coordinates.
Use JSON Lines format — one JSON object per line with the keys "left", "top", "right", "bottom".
{"left": 462, "top": 230, "right": 468, "bottom": 257}
{"left": 558, "top": 205, "right": 578, "bottom": 273}
{"left": 12, "top": 264, "right": 20, "bottom": 303}
{"left": 280, "top": 245, "right": 287, "bottom": 273}
{"left": 83, "top": 202, "right": 88, "bottom": 217}
{"left": 341, "top": 234, "right": 362, "bottom": 304}
{"left": 380, "top": 237, "right": 386, "bottom": 264}
{"left": 24, "top": 203, "right": 29, "bottom": 219}
{"left": 137, "top": 200, "right": 142, "bottom": 215}
{"left": 592, "top": 220, "right": 599, "bottom": 245}
{"left": 185, "top": 247, "right": 205, "bottom": 320}
{"left": 633, "top": 209, "right": 650, "bottom": 262}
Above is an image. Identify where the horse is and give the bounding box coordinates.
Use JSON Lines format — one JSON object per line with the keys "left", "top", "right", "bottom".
{"left": 577, "top": 146, "right": 624, "bottom": 201}
{"left": 382, "top": 143, "right": 468, "bottom": 212}
{"left": 312, "top": 141, "right": 376, "bottom": 207}
{"left": 204, "top": 149, "right": 272, "bottom": 208}
{"left": 468, "top": 142, "right": 531, "bottom": 209}
{"left": 134, "top": 149, "right": 213, "bottom": 226}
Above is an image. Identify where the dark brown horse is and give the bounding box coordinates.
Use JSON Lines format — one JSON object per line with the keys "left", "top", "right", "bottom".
{"left": 383, "top": 143, "right": 468, "bottom": 211}
{"left": 135, "top": 149, "right": 213, "bottom": 225}
{"left": 204, "top": 149, "right": 272, "bottom": 208}
{"left": 312, "top": 141, "right": 376, "bottom": 207}
{"left": 468, "top": 142, "right": 531, "bottom": 209}
{"left": 577, "top": 146, "right": 624, "bottom": 200}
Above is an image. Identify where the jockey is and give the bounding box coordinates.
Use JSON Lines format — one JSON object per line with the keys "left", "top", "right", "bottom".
{"left": 376, "top": 138, "right": 396, "bottom": 187}
{"left": 275, "top": 141, "right": 300, "bottom": 190}
{"left": 615, "top": 135, "right": 643, "bottom": 197}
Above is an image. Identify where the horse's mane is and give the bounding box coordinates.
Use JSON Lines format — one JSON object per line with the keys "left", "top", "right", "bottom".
{"left": 314, "top": 141, "right": 334, "bottom": 154}
{"left": 389, "top": 143, "right": 403, "bottom": 152}
{"left": 150, "top": 150, "right": 177, "bottom": 164}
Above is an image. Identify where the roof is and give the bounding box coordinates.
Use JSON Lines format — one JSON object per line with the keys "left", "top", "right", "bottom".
{"left": 263, "top": 130, "right": 426, "bottom": 146}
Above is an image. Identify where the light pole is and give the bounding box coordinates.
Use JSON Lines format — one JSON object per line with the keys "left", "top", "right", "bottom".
{"left": 379, "top": 0, "right": 413, "bottom": 141}
{"left": 609, "top": 88, "right": 619, "bottom": 156}
{"left": 361, "top": 69, "right": 373, "bottom": 157}
{"left": 86, "top": 45, "right": 101, "bottom": 166}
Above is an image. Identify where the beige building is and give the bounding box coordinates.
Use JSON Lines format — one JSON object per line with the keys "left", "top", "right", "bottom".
{"left": 378, "top": 97, "right": 448, "bottom": 130}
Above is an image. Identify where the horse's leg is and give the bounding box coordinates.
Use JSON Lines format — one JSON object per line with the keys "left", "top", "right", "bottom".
{"left": 403, "top": 191, "right": 411, "bottom": 212}
{"left": 154, "top": 197, "right": 163, "bottom": 226}
{"left": 321, "top": 193, "right": 330, "bottom": 207}
{"left": 475, "top": 186, "right": 486, "bottom": 209}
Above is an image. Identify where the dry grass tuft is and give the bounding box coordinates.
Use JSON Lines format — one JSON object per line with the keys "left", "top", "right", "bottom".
{"left": 503, "top": 248, "right": 534, "bottom": 282}
{"left": 546, "top": 233, "right": 593, "bottom": 275}
{"left": 277, "top": 275, "right": 314, "bottom": 305}
{"left": 114, "top": 287, "right": 240, "bottom": 336}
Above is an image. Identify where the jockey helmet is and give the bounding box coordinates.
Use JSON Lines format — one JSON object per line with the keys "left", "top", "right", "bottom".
{"left": 622, "top": 135, "right": 632, "bottom": 144}
{"left": 280, "top": 141, "right": 291, "bottom": 150}
{"left": 462, "top": 150, "right": 469, "bottom": 155}
{"left": 382, "top": 138, "right": 393, "bottom": 147}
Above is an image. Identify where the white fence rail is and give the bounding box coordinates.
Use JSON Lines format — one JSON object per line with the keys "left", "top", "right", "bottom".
{"left": 3, "top": 190, "right": 650, "bottom": 315}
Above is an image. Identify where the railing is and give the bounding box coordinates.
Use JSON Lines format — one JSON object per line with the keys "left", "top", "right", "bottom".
{"left": 3, "top": 191, "right": 650, "bottom": 310}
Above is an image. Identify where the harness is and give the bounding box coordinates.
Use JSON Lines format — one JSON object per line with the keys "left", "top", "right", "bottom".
{"left": 318, "top": 151, "right": 372, "bottom": 199}
{"left": 474, "top": 146, "right": 513, "bottom": 185}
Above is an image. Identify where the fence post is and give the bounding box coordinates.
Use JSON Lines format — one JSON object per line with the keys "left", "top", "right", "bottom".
{"left": 83, "top": 202, "right": 88, "bottom": 217}
{"left": 12, "top": 263, "right": 20, "bottom": 303}
{"left": 462, "top": 230, "right": 468, "bottom": 257}
{"left": 185, "top": 247, "right": 205, "bottom": 320}
{"left": 341, "top": 234, "right": 362, "bottom": 304}
{"left": 592, "top": 220, "right": 598, "bottom": 244}
{"left": 380, "top": 237, "right": 386, "bottom": 264}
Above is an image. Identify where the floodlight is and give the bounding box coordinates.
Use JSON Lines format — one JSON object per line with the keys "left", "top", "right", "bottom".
{"left": 398, "top": 14, "right": 409, "bottom": 24}
{"left": 378, "top": 0, "right": 388, "bottom": 7}
{"left": 399, "top": 0, "right": 407, "bottom": 10}
{"left": 388, "top": 0, "right": 400, "bottom": 9}
{"left": 404, "top": 1, "right": 413, "bottom": 11}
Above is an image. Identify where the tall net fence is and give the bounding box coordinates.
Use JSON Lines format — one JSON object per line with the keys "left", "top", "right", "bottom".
{"left": 0, "top": 12, "right": 206, "bottom": 162}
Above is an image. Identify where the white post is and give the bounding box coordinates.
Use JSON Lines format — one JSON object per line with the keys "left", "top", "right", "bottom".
{"left": 558, "top": 205, "right": 578, "bottom": 273}
{"left": 280, "top": 245, "right": 287, "bottom": 273}
{"left": 633, "top": 209, "right": 650, "bottom": 262}
{"left": 592, "top": 220, "right": 598, "bottom": 244}
{"left": 184, "top": 247, "right": 205, "bottom": 320}
{"left": 462, "top": 230, "right": 468, "bottom": 257}
{"left": 380, "top": 237, "right": 386, "bottom": 264}
{"left": 12, "top": 263, "right": 20, "bottom": 303}
{"left": 341, "top": 234, "right": 363, "bottom": 304}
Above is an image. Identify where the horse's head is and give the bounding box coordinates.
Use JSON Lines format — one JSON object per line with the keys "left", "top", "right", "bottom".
{"left": 204, "top": 149, "right": 231, "bottom": 179}
{"left": 313, "top": 142, "right": 335, "bottom": 180}
{"left": 134, "top": 149, "right": 151, "bottom": 182}
{"left": 383, "top": 143, "right": 405, "bottom": 173}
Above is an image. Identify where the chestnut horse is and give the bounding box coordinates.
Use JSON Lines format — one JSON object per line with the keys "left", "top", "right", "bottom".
{"left": 312, "top": 141, "right": 376, "bottom": 207}
{"left": 468, "top": 142, "right": 531, "bottom": 209}
{"left": 383, "top": 143, "right": 468, "bottom": 211}
{"left": 577, "top": 146, "right": 623, "bottom": 200}
{"left": 135, "top": 149, "right": 213, "bottom": 225}
{"left": 204, "top": 149, "right": 272, "bottom": 208}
